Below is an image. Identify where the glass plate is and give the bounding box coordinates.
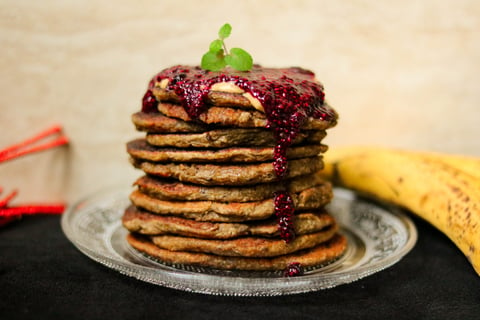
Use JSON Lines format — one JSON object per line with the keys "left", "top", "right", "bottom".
{"left": 61, "top": 188, "right": 417, "bottom": 296}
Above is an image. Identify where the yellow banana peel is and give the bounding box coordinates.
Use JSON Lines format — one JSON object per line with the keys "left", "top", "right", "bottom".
{"left": 320, "top": 146, "right": 480, "bottom": 276}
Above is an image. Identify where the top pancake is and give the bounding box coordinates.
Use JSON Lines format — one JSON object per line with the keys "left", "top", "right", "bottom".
{"left": 152, "top": 80, "right": 263, "bottom": 110}
{"left": 147, "top": 65, "right": 338, "bottom": 127}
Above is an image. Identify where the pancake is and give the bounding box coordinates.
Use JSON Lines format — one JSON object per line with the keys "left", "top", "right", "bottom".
{"left": 126, "top": 64, "right": 344, "bottom": 272}
{"left": 151, "top": 224, "right": 338, "bottom": 258}
{"left": 157, "top": 102, "right": 337, "bottom": 130}
{"left": 132, "top": 111, "right": 208, "bottom": 133}
{"left": 131, "top": 156, "right": 324, "bottom": 186}
{"left": 133, "top": 173, "right": 331, "bottom": 202}
{"left": 158, "top": 103, "right": 266, "bottom": 128}
{"left": 145, "top": 128, "right": 327, "bottom": 148}
{"left": 122, "top": 205, "right": 336, "bottom": 238}
{"left": 150, "top": 66, "right": 339, "bottom": 123}
{"left": 129, "top": 185, "right": 333, "bottom": 222}
{"left": 127, "top": 138, "right": 326, "bottom": 163}
{"left": 127, "top": 233, "right": 347, "bottom": 271}
{"left": 152, "top": 79, "right": 261, "bottom": 109}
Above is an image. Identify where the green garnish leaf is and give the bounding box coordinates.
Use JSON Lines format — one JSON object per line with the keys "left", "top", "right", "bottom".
{"left": 225, "top": 48, "right": 253, "bottom": 71}
{"left": 201, "top": 51, "right": 226, "bottom": 71}
{"left": 218, "top": 23, "right": 232, "bottom": 40}
{"left": 201, "top": 23, "right": 253, "bottom": 72}
{"left": 209, "top": 39, "right": 223, "bottom": 53}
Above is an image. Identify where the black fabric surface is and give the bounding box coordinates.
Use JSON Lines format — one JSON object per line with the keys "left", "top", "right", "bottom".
{"left": 1, "top": 214, "right": 479, "bottom": 320}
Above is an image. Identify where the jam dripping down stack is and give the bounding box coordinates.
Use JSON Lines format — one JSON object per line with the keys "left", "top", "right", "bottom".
{"left": 123, "top": 65, "right": 347, "bottom": 272}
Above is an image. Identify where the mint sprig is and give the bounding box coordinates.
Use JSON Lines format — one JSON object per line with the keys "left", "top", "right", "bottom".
{"left": 201, "top": 23, "right": 253, "bottom": 72}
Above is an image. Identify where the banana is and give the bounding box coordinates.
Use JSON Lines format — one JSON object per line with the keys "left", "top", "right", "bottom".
{"left": 320, "top": 146, "right": 480, "bottom": 276}
{"left": 417, "top": 151, "right": 480, "bottom": 180}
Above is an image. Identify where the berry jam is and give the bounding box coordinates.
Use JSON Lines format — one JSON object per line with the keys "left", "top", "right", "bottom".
{"left": 141, "top": 90, "right": 158, "bottom": 113}
{"left": 143, "top": 65, "right": 336, "bottom": 241}
{"left": 283, "top": 262, "right": 304, "bottom": 277}
{"left": 274, "top": 190, "right": 295, "bottom": 243}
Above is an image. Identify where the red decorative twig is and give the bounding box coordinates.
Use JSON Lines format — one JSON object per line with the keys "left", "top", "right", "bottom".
{"left": 0, "top": 189, "right": 18, "bottom": 207}
{"left": 0, "top": 125, "right": 69, "bottom": 226}
{"left": 0, "top": 187, "right": 66, "bottom": 222}
{"left": 0, "top": 125, "right": 69, "bottom": 163}
{"left": 0, "top": 205, "right": 65, "bottom": 218}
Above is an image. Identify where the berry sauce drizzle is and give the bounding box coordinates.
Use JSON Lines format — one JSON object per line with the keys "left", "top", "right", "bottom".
{"left": 274, "top": 190, "right": 296, "bottom": 243}
{"left": 283, "top": 262, "right": 304, "bottom": 277}
{"left": 142, "top": 65, "right": 336, "bottom": 242}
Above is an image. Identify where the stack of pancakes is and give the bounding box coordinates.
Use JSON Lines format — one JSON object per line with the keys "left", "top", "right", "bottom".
{"left": 123, "top": 65, "right": 347, "bottom": 272}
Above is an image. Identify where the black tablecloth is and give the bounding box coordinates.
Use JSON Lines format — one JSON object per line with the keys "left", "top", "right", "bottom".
{"left": 1, "top": 214, "right": 479, "bottom": 320}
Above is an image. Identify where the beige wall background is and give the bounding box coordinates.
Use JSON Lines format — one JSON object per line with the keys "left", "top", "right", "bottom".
{"left": 1, "top": 0, "right": 479, "bottom": 204}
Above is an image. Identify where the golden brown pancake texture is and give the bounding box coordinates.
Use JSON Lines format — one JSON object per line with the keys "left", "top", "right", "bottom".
{"left": 124, "top": 64, "right": 345, "bottom": 272}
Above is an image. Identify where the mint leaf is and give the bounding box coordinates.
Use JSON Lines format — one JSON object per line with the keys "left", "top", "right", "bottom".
{"left": 225, "top": 48, "right": 253, "bottom": 71}
{"left": 218, "top": 23, "right": 232, "bottom": 40}
{"left": 201, "top": 51, "right": 226, "bottom": 71}
{"left": 209, "top": 39, "right": 223, "bottom": 53}
{"left": 201, "top": 23, "right": 253, "bottom": 72}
